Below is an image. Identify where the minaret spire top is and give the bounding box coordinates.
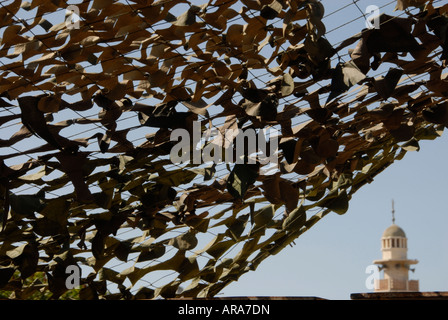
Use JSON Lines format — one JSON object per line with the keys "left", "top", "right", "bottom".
{"left": 392, "top": 199, "right": 395, "bottom": 224}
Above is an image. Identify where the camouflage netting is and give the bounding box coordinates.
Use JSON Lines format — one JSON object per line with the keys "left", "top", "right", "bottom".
{"left": 0, "top": 0, "right": 447, "bottom": 299}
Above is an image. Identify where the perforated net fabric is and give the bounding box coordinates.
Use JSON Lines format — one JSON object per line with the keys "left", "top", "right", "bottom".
{"left": 0, "top": 0, "right": 446, "bottom": 299}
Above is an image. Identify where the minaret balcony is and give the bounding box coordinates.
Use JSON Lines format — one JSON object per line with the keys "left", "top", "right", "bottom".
{"left": 374, "top": 278, "right": 419, "bottom": 292}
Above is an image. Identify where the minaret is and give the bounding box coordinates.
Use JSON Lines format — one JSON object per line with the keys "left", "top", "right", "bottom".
{"left": 373, "top": 201, "right": 419, "bottom": 292}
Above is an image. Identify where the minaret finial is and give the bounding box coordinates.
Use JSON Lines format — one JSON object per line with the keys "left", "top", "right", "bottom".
{"left": 392, "top": 199, "right": 395, "bottom": 224}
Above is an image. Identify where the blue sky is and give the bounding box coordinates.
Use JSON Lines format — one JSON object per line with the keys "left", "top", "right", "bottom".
{"left": 221, "top": 0, "right": 448, "bottom": 299}
{"left": 222, "top": 131, "right": 448, "bottom": 299}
